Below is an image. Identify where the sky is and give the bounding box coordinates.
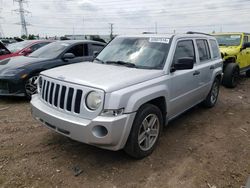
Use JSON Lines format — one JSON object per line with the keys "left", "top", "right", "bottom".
{"left": 0, "top": 0, "right": 250, "bottom": 37}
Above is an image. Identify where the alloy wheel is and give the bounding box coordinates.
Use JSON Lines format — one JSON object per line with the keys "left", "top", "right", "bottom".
{"left": 138, "top": 114, "right": 160, "bottom": 151}
{"left": 25, "top": 76, "right": 38, "bottom": 97}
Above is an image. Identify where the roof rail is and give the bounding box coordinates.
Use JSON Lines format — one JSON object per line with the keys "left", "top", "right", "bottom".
{"left": 186, "top": 31, "right": 211, "bottom": 36}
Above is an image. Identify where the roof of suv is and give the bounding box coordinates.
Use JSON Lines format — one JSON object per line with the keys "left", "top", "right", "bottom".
{"left": 117, "top": 33, "right": 216, "bottom": 39}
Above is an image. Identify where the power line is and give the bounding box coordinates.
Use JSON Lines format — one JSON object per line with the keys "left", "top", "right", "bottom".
{"left": 13, "top": 0, "right": 29, "bottom": 36}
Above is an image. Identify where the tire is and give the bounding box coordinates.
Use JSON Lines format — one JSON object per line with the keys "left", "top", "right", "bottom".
{"left": 202, "top": 78, "right": 220, "bottom": 108}
{"left": 124, "top": 104, "right": 163, "bottom": 159}
{"left": 246, "top": 69, "right": 250, "bottom": 77}
{"left": 24, "top": 74, "right": 39, "bottom": 100}
{"left": 222, "top": 63, "right": 240, "bottom": 88}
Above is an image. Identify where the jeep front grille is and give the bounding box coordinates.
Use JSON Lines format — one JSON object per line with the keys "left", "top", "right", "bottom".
{"left": 40, "top": 79, "right": 83, "bottom": 114}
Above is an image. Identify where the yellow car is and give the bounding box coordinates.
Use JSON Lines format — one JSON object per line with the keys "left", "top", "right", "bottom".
{"left": 213, "top": 32, "right": 250, "bottom": 88}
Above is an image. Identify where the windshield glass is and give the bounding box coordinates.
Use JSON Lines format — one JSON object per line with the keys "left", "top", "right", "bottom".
{"left": 7, "top": 40, "right": 34, "bottom": 53}
{"left": 94, "top": 37, "right": 171, "bottom": 69}
{"left": 29, "top": 42, "right": 70, "bottom": 59}
{"left": 214, "top": 34, "right": 242, "bottom": 46}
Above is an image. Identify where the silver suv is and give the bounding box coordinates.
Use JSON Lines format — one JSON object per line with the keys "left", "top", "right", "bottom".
{"left": 31, "top": 33, "right": 223, "bottom": 158}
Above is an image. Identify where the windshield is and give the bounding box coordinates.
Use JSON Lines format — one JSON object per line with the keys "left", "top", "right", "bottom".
{"left": 94, "top": 37, "right": 171, "bottom": 69}
{"left": 214, "top": 34, "right": 242, "bottom": 46}
{"left": 7, "top": 40, "right": 34, "bottom": 53}
{"left": 29, "top": 42, "right": 70, "bottom": 59}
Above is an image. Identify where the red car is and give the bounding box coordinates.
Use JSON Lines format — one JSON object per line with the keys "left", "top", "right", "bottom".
{"left": 0, "top": 40, "right": 52, "bottom": 61}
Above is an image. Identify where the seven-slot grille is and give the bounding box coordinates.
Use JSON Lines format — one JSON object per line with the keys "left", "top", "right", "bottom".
{"left": 40, "top": 78, "right": 83, "bottom": 114}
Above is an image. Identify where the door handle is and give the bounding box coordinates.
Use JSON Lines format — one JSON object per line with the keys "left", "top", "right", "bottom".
{"left": 210, "top": 65, "right": 215, "bottom": 70}
{"left": 193, "top": 71, "right": 200, "bottom": 76}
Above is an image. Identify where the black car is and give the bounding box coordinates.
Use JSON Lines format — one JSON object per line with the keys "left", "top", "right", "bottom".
{"left": 0, "top": 40, "right": 105, "bottom": 98}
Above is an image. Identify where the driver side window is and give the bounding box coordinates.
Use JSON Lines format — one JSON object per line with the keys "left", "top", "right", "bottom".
{"left": 65, "top": 44, "right": 88, "bottom": 57}
{"left": 173, "top": 40, "right": 195, "bottom": 64}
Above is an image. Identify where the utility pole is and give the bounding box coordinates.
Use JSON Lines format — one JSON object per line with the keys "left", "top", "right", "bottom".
{"left": 13, "top": 0, "right": 29, "bottom": 37}
{"left": 155, "top": 22, "right": 158, "bottom": 34}
{"left": 109, "top": 23, "right": 113, "bottom": 40}
{"left": 0, "top": 0, "right": 4, "bottom": 38}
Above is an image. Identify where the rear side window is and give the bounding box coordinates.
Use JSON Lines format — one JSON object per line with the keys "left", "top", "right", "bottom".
{"left": 209, "top": 39, "right": 220, "bottom": 59}
{"left": 196, "top": 39, "right": 211, "bottom": 61}
{"left": 173, "top": 40, "right": 195, "bottom": 64}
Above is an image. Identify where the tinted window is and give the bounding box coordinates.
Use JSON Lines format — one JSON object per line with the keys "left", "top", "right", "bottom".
{"left": 196, "top": 39, "right": 211, "bottom": 61}
{"left": 173, "top": 40, "right": 195, "bottom": 64}
{"left": 209, "top": 40, "right": 220, "bottom": 59}
{"left": 65, "top": 44, "right": 89, "bottom": 56}
{"left": 91, "top": 44, "right": 104, "bottom": 55}
{"left": 66, "top": 44, "right": 84, "bottom": 57}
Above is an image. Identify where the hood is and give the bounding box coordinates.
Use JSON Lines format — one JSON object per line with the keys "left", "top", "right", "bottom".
{"left": 42, "top": 62, "right": 164, "bottom": 92}
{"left": 219, "top": 46, "right": 240, "bottom": 56}
{"left": 0, "top": 56, "right": 48, "bottom": 74}
{"left": 0, "top": 41, "right": 11, "bottom": 55}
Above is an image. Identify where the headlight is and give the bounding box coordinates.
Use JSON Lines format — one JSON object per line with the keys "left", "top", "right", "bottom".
{"left": 86, "top": 91, "right": 102, "bottom": 110}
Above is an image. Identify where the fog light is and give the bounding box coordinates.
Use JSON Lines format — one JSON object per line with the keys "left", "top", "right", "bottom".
{"left": 101, "top": 108, "right": 124, "bottom": 117}
{"left": 92, "top": 125, "right": 108, "bottom": 138}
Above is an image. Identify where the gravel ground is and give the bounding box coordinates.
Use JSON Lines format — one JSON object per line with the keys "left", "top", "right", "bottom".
{"left": 0, "top": 78, "right": 250, "bottom": 188}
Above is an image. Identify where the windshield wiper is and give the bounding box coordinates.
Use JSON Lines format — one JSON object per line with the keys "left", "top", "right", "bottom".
{"left": 105, "top": 61, "right": 137, "bottom": 68}
{"left": 94, "top": 57, "right": 105, "bottom": 64}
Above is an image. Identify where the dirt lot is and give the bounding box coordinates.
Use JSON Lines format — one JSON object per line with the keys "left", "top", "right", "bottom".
{"left": 0, "top": 79, "right": 250, "bottom": 188}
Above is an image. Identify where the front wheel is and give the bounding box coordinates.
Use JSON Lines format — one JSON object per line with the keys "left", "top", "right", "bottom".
{"left": 202, "top": 78, "right": 220, "bottom": 108}
{"left": 24, "top": 75, "right": 39, "bottom": 99}
{"left": 222, "top": 63, "right": 240, "bottom": 88}
{"left": 124, "top": 104, "right": 163, "bottom": 159}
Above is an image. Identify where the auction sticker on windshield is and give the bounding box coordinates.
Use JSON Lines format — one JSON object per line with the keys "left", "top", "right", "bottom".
{"left": 149, "top": 37, "right": 170, "bottom": 44}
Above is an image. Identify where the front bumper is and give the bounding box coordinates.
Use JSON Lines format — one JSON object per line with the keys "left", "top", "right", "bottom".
{"left": 31, "top": 95, "right": 136, "bottom": 151}
{"left": 0, "top": 77, "right": 25, "bottom": 96}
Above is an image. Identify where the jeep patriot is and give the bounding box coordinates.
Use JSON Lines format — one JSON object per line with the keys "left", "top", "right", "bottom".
{"left": 31, "top": 33, "right": 223, "bottom": 158}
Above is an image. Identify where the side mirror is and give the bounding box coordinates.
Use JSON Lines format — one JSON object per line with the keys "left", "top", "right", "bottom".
{"left": 93, "top": 51, "right": 99, "bottom": 57}
{"left": 22, "top": 48, "right": 32, "bottom": 56}
{"left": 62, "top": 53, "right": 75, "bottom": 61}
{"left": 242, "top": 42, "right": 250, "bottom": 50}
{"left": 171, "top": 57, "right": 194, "bottom": 72}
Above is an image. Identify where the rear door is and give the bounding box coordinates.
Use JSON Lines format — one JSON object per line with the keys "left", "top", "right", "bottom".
{"left": 194, "top": 39, "right": 215, "bottom": 99}
{"left": 168, "top": 39, "right": 201, "bottom": 118}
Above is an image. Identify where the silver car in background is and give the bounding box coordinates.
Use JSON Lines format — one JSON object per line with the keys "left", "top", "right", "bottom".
{"left": 31, "top": 33, "right": 223, "bottom": 159}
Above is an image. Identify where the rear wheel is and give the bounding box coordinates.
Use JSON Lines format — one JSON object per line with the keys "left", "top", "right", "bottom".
{"left": 124, "top": 104, "right": 163, "bottom": 159}
{"left": 222, "top": 63, "right": 240, "bottom": 88}
{"left": 202, "top": 78, "right": 220, "bottom": 108}
{"left": 24, "top": 75, "right": 39, "bottom": 99}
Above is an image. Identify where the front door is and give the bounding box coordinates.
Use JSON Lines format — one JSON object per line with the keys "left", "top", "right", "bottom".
{"left": 168, "top": 39, "right": 201, "bottom": 118}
